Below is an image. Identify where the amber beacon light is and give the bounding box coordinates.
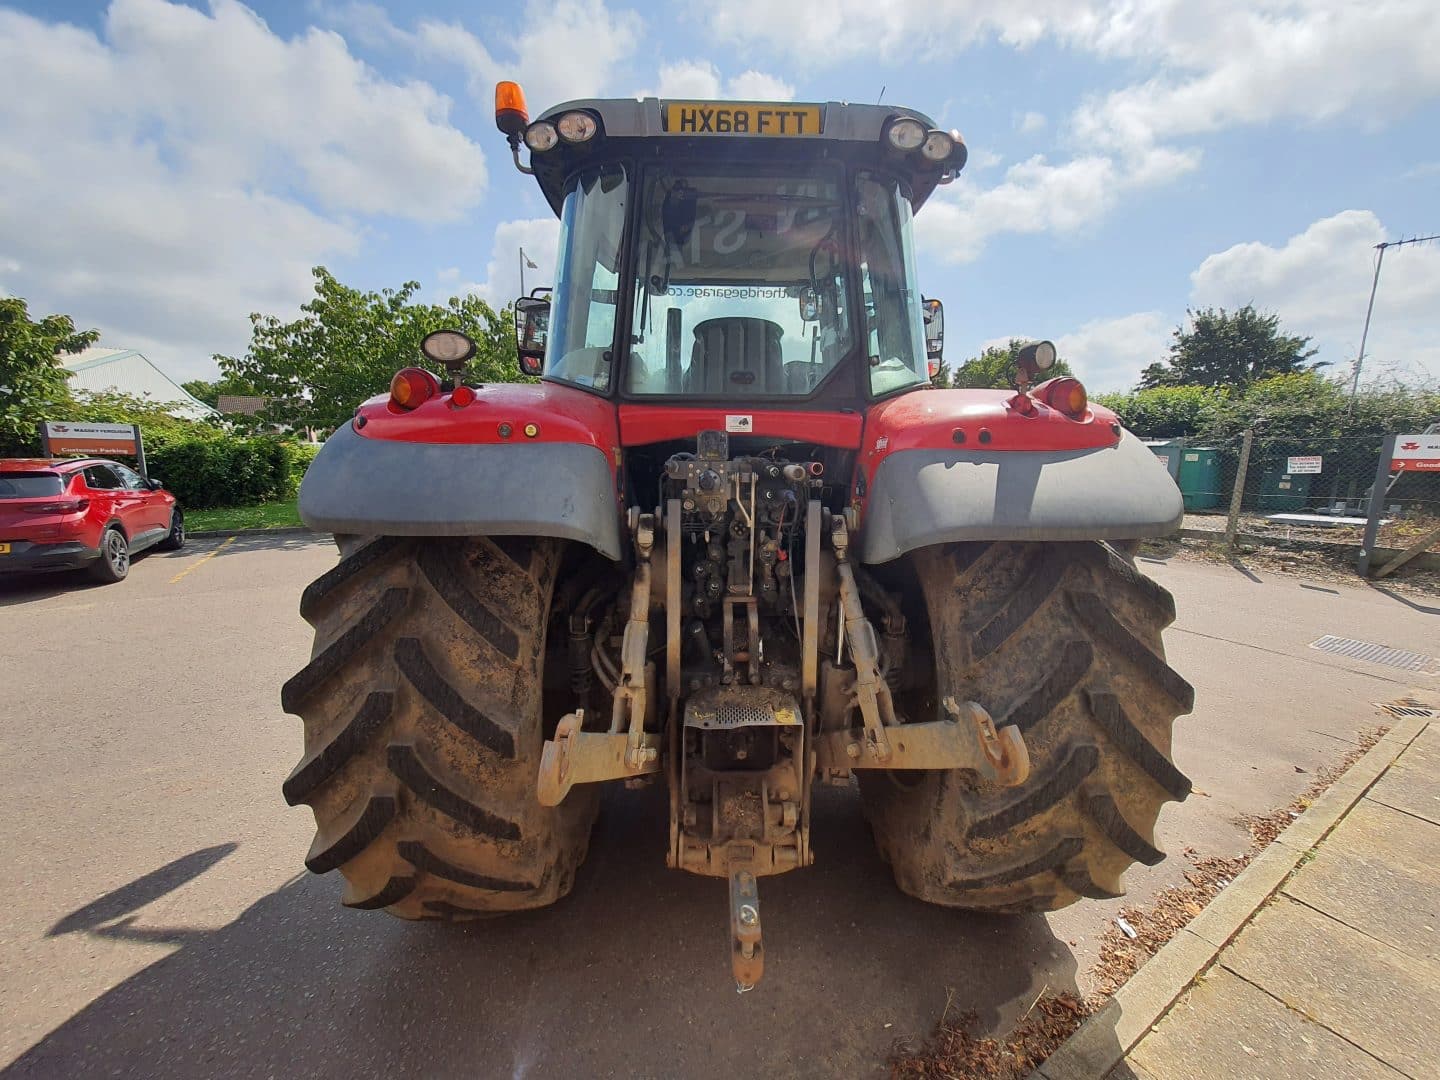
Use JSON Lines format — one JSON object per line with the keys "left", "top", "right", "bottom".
{"left": 495, "top": 81, "right": 529, "bottom": 138}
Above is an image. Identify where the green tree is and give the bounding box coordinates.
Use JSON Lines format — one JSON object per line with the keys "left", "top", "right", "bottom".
{"left": 950, "top": 338, "right": 1075, "bottom": 389}
{"left": 1139, "top": 305, "right": 1318, "bottom": 390}
{"left": 217, "top": 267, "right": 518, "bottom": 435}
{"left": 0, "top": 298, "right": 98, "bottom": 454}
{"left": 1092, "top": 385, "right": 1229, "bottom": 439}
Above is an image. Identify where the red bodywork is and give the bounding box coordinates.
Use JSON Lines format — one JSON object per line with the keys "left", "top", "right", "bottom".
{"left": 0, "top": 458, "right": 176, "bottom": 575}
{"left": 352, "top": 380, "right": 1121, "bottom": 523}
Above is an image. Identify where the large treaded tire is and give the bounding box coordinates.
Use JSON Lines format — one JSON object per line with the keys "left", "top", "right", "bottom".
{"left": 859, "top": 541, "right": 1194, "bottom": 912}
{"left": 281, "top": 535, "right": 599, "bottom": 918}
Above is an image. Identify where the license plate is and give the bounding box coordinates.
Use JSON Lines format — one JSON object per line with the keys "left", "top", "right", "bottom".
{"left": 664, "top": 102, "right": 823, "bottom": 137}
{"left": 0, "top": 543, "right": 10, "bottom": 554}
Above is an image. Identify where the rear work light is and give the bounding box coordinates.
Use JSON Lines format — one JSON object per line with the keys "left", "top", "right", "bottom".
{"left": 25, "top": 498, "right": 89, "bottom": 514}
{"left": 1034, "top": 376, "right": 1088, "bottom": 418}
{"left": 389, "top": 367, "right": 440, "bottom": 410}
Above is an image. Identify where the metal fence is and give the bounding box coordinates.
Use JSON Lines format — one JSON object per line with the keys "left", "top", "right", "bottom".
{"left": 1144, "top": 431, "right": 1440, "bottom": 576}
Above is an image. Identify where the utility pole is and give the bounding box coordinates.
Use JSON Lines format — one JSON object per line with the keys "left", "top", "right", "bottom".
{"left": 1349, "top": 233, "right": 1440, "bottom": 399}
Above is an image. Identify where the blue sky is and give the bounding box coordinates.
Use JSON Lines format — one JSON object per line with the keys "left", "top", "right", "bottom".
{"left": 2, "top": 0, "right": 1438, "bottom": 391}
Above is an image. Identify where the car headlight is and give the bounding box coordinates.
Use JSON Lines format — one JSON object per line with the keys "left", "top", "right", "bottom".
{"left": 524, "top": 121, "right": 559, "bottom": 152}
{"left": 885, "top": 117, "right": 926, "bottom": 151}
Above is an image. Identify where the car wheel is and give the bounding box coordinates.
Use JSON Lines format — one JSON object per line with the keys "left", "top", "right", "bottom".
{"left": 158, "top": 509, "right": 186, "bottom": 551}
{"left": 90, "top": 527, "right": 131, "bottom": 583}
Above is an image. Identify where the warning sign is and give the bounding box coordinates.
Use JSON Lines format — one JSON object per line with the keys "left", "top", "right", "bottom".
{"left": 1392, "top": 434, "right": 1440, "bottom": 472}
{"left": 1286, "top": 455, "right": 1323, "bottom": 474}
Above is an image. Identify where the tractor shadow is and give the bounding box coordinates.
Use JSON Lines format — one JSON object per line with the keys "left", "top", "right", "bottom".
{"left": 12, "top": 788, "right": 1077, "bottom": 1080}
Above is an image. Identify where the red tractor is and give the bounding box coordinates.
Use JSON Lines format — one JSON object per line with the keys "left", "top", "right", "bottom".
{"left": 285, "top": 84, "right": 1192, "bottom": 990}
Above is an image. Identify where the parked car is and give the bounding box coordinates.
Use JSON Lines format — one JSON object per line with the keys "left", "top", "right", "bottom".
{"left": 0, "top": 458, "right": 184, "bottom": 583}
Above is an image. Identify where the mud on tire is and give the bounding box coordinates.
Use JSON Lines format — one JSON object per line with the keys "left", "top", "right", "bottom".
{"left": 859, "top": 541, "right": 1193, "bottom": 912}
{"left": 282, "top": 536, "right": 599, "bottom": 918}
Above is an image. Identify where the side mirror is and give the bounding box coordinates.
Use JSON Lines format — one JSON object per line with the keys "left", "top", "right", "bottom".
{"left": 146, "top": 477, "right": 164, "bottom": 490}
{"left": 922, "top": 298, "right": 944, "bottom": 360}
{"left": 514, "top": 296, "right": 550, "bottom": 377}
{"left": 797, "top": 286, "right": 820, "bottom": 322}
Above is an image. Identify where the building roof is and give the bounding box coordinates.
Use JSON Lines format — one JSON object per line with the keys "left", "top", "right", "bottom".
{"left": 217, "top": 394, "right": 270, "bottom": 416}
{"left": 60, "top": 348, "right": 216, "bottom": 420}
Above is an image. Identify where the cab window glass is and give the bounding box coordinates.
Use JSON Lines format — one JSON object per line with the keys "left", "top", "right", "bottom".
{"left": 624, "top": 166, "right": 853, "bottom": 396}
{"left": 83, "top": 465, "right": 122, "bottom": 490}
{"left": 854, "top": 174, "right": 928, "bottom": 395}
{"left": 544, "top": 164, "right": 629, "bottom": 392}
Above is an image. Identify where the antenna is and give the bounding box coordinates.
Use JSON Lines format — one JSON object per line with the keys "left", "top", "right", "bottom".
{"left": 876, "top": 85, "right": 886, "bottom": 104}
{"left": 1349, "top": 232, "right": 1439, "bottom": 400}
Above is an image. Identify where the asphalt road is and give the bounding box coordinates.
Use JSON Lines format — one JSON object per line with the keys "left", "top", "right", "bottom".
{"left": 1, "top": 536, "right": 1435, "bottom": 1078}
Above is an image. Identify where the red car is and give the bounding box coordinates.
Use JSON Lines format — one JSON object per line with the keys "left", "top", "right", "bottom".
{"left": 0, "top": 458, "right": 184, "bottom": 583}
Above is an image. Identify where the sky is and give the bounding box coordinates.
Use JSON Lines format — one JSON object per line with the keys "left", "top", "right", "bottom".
{"left": 1, "top": 0, "right": 1438, "bottom": 392}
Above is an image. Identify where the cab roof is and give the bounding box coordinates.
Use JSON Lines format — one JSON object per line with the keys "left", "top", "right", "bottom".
{"left": 527, "top": 98, "right": 961, "bottom": 215}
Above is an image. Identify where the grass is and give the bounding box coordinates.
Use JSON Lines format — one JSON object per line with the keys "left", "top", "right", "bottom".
{"left": 186, "top": 499, "right": 303, "bottom": 532}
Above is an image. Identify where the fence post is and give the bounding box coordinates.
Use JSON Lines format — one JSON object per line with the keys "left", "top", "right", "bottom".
{"left": 1225, "top": 428, "right": 1254, "bottom": 550}
{"left": 1358, "top": 433, "right": 1398, "bottom": 577}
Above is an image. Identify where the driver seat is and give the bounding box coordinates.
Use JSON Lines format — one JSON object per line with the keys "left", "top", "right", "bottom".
{"left": 685, "top": 318, "right": 784, "bottom": 395}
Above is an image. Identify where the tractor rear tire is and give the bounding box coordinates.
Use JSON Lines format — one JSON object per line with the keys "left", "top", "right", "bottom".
{"left": 281, "top": 535, "right": 599, "bottom": 918}
{"left": 859, "top": 541, "right": 1193, "bottom": 912}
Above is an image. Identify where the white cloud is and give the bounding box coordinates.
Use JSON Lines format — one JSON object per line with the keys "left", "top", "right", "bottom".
{"left": 643, "top": 61, "right": 796, "bottom": 101}
{"left": 461, "top": 218, "right": 563, "bottom": 307}
{"left": 0, "top": 1, "right": 485, "bottom": 380}
{"left": 1017, "top": 110, "right": 1047, "bottom": 133}
{"left": 324, "top": 0, "right": 643, "bottom": 111}
{"left": 1045, "top": 210, "right": 1440, "bottom": 392}
{"left": 1073, "top": 3, "right": 1440, "bottom": 154}
{"left": 1190, "top": 210, "right": 1440, "bottom": 385}
{"left": 1056, "top": 312, "right": 1172, "bottom": 392}
{"left": 919, "top": 145, "right": 1198, "bottom": 262}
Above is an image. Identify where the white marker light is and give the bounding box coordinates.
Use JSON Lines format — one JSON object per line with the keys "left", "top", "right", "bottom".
{"left": 524, "top": 121, "right": 559, "bottom": 152}
{"left": 885, "top": 117, "right": 926, "bottom": 151}
{"left": 920, "top": 129, "right": 955, "bottom": 161}
{"left": 556, "top": 111, "right": 598, "bottom": 142}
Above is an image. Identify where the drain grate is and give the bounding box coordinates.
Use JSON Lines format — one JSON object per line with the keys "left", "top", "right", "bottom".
{"left": 1311, "top": 635, "right": 1440, "bottom": 675}
{"left": 1375, "top": 700, "right": 1438, "bottom": 718}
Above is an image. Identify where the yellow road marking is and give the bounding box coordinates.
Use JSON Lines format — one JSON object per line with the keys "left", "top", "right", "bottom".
{"left": 169, "top": 535, "right": 235, "bottom": 584}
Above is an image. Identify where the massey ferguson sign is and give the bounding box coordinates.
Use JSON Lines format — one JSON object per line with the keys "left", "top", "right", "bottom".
{"left": 39, "top": 421, "right": 141, "bottom": 456}
{"left": 1392, "top": 434, "right": 1440, "bottom": 472}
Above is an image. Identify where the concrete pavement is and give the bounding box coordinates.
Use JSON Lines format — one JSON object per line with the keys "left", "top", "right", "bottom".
{"left": 1040, "top": 714, "right": 1438, "bottom": 1080}
{"left": 1, "top": 538, "right": 1436, "bottom": 1078}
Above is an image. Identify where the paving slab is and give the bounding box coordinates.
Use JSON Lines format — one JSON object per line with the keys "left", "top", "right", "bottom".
{"left": 1127, "top": 967, "right": 1404, "bottom": 1080}
{"left": 1221, "top": 895, "right": 1440, "bottom": 1077}
{"left": 1104, "top": 1061, "right": 1162, "bottom": 1080}
{"left": 1366, "top": 762, "right": 1440, "bottom": 826}
{"left": 1283, "top": 800, "right": 1440, "bottom": 964}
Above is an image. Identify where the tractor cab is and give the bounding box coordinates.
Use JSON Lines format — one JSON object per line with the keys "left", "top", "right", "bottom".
{"left": 499, "top": 88, "right": 965, "bottom": 408}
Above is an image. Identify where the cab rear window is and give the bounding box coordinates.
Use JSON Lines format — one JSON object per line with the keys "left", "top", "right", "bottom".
{"left": 0, "top": 474, "right": 63, "bottom": 498}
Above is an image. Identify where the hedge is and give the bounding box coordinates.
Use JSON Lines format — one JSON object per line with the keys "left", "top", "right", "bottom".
{"left": 147, "top": 433, "right": 312, "bottom": 510}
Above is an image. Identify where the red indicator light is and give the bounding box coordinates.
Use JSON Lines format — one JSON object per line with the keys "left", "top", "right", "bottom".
{"left": 450, "top": 384, "right": 477, "bottom": 408}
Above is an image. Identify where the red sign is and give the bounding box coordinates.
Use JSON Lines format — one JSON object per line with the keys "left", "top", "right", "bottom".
{"left": 1391, "top": 434, "right": 1440, "bottom": 472}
